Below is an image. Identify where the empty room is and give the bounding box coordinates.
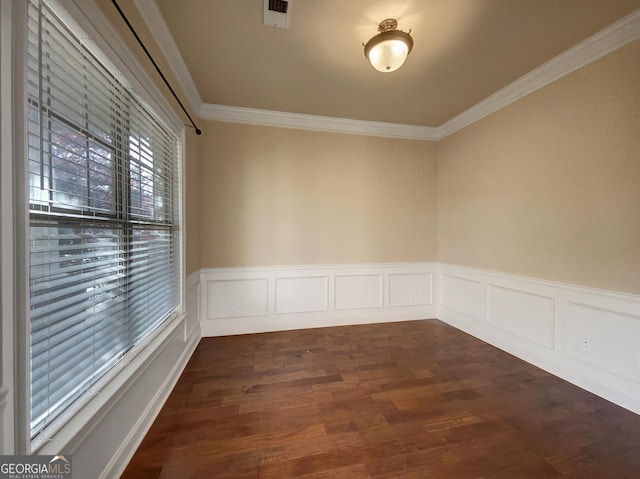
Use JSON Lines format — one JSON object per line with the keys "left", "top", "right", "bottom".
{"left": 1, "top": 0, "right": 640, "bottom": 477}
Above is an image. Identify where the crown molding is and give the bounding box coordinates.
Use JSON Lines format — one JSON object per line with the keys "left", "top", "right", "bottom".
{"left": 136, "top": 2, "right": 639, "bottom": 141}
{"left": 438, "top": 8, "right": 640, "bottom": 139}
{"left": 199, "top": 104, "right": 440, "bottom": 141}
{"left": 132, "top": 0, "right": 203, "bottom": 115}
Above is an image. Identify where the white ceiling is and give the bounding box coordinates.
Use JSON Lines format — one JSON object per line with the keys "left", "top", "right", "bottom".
{"left": 131, "top": 0, "right": 640, "bottom": 134}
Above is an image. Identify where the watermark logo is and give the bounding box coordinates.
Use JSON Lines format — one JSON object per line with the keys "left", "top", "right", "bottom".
{"left": 0, "top": 455, "right": 72, "bottom": 479}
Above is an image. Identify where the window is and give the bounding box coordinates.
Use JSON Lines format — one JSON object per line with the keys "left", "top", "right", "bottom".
{"left": 27, "top": 0, "right": 180, "bottom": 441}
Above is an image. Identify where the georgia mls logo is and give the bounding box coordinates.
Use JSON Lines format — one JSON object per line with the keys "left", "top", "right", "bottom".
{"left": 0, "top": 454, "right": 72, "bottom": 479}
{"left": 49, "top": 456, "right": 71, "bottom": 473}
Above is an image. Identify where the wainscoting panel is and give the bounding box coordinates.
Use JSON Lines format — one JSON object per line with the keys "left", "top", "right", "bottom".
{"left": 388, "top": 273, "right": 433, "bottom": 307}
{"left": 206, "top": 278, "right": 269, "bottom": 319}
{"left": 487, "top": 285, "right": 555, "bottom": 349}
{"left": 334, "top": 274, "right": 383, "bottom": 310}
{"left": 440, "top": 274, "right": 483, "bottom": 321}
{"left": 200, "top": 263, "right": 437, "bottom": 337}
{"left": 437, "top": 263, "right": 640, "bottom": 415}
{"left": 275, "top": 276, "right": 329, "bottom": 314}
{"left": 562, "top": 301, "right": 640, "bottom": 383}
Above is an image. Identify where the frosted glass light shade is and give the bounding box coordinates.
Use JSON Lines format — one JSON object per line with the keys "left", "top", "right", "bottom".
{"left": 364, "top": 20, "right": 413, "bottom": 73}
{"left": 367, "top": 38, "right": 410, "bottom": 72}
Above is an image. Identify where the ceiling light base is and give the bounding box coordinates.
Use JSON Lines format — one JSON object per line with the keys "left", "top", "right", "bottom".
{"left": 378, "top": 18, "right": 398, "bottom": 33}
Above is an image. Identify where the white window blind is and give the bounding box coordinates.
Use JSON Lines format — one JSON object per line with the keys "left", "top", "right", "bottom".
{"left": 27, "top": 0, "right": 180, "bottom": 439}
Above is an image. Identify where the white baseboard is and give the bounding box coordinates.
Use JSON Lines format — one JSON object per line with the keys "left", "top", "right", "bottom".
{"left": 199, "top": 263, "right": 437, "bottom": 336}
{"left": 437, "top": 263, "right": 640, "bottom": 415}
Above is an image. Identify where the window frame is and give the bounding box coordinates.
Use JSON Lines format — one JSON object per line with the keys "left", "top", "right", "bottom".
{"left": 6, "top": 0, "right": 186, "bottom": 454}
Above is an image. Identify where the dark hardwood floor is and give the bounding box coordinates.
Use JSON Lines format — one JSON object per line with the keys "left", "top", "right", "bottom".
{"left": 121, "top": 320, "right": 640, "bottom": 478}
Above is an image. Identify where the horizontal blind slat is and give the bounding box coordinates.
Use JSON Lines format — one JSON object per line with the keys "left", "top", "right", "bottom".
{"left": 27, "top": 0, "right": 180, "bottom": 441}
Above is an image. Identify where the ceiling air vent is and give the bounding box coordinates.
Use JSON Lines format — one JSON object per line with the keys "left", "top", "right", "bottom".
{"left": 264, "top": 0, "right": 291, "bottom": 30}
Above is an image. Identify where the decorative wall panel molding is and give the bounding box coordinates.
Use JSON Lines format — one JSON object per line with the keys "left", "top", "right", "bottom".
{"left": 562, "top": 301, "right": 640, "bottom": 383}
{"left": 200, "top": 263, "right": 437, "bottom": 336}
{"left": 437, "top": 263, "right": 640, "bottom": 415}
{"left": 440, "top": 274, "right": 483, "bottom": 321}
{"left": 275, "top": 276, "right": 329, "bottom": 314}
{"left": 207, "top": 278, "right": 269, "bottom": 319}
{"left": 388, "top": 273, "right": 433, "bottom": 307}
{"left": 487, "top": 285, "right": 555, "bottom": 349}
{"left": 334, "top": 274, "right": 383, "bottom": 311}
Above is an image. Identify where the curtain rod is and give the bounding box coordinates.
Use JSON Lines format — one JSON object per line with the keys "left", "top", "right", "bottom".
{"left": 111, "top": 0, "right": 202, "bottom": 135}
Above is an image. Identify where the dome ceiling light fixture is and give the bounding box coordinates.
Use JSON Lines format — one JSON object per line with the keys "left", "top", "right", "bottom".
{"left": 363, "top": 18, "right": 413, "bottom": 73}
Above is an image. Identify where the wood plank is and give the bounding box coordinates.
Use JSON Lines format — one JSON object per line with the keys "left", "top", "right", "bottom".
{"left": 121, "top": 320, "right": 640, "bottom": 478}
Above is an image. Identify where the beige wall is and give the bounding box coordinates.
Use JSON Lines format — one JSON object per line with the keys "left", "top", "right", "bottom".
{"left": 100, "top": 0, "right": 639, "bottom": 294}
{"left": 437, "top": 39, "right": 640, "bottom": 295}
{"left": 184, "top": 129, "right": 201, "bottom": 275}
{"left": 198, "top": 122, "right": 437, "bottom": 267}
